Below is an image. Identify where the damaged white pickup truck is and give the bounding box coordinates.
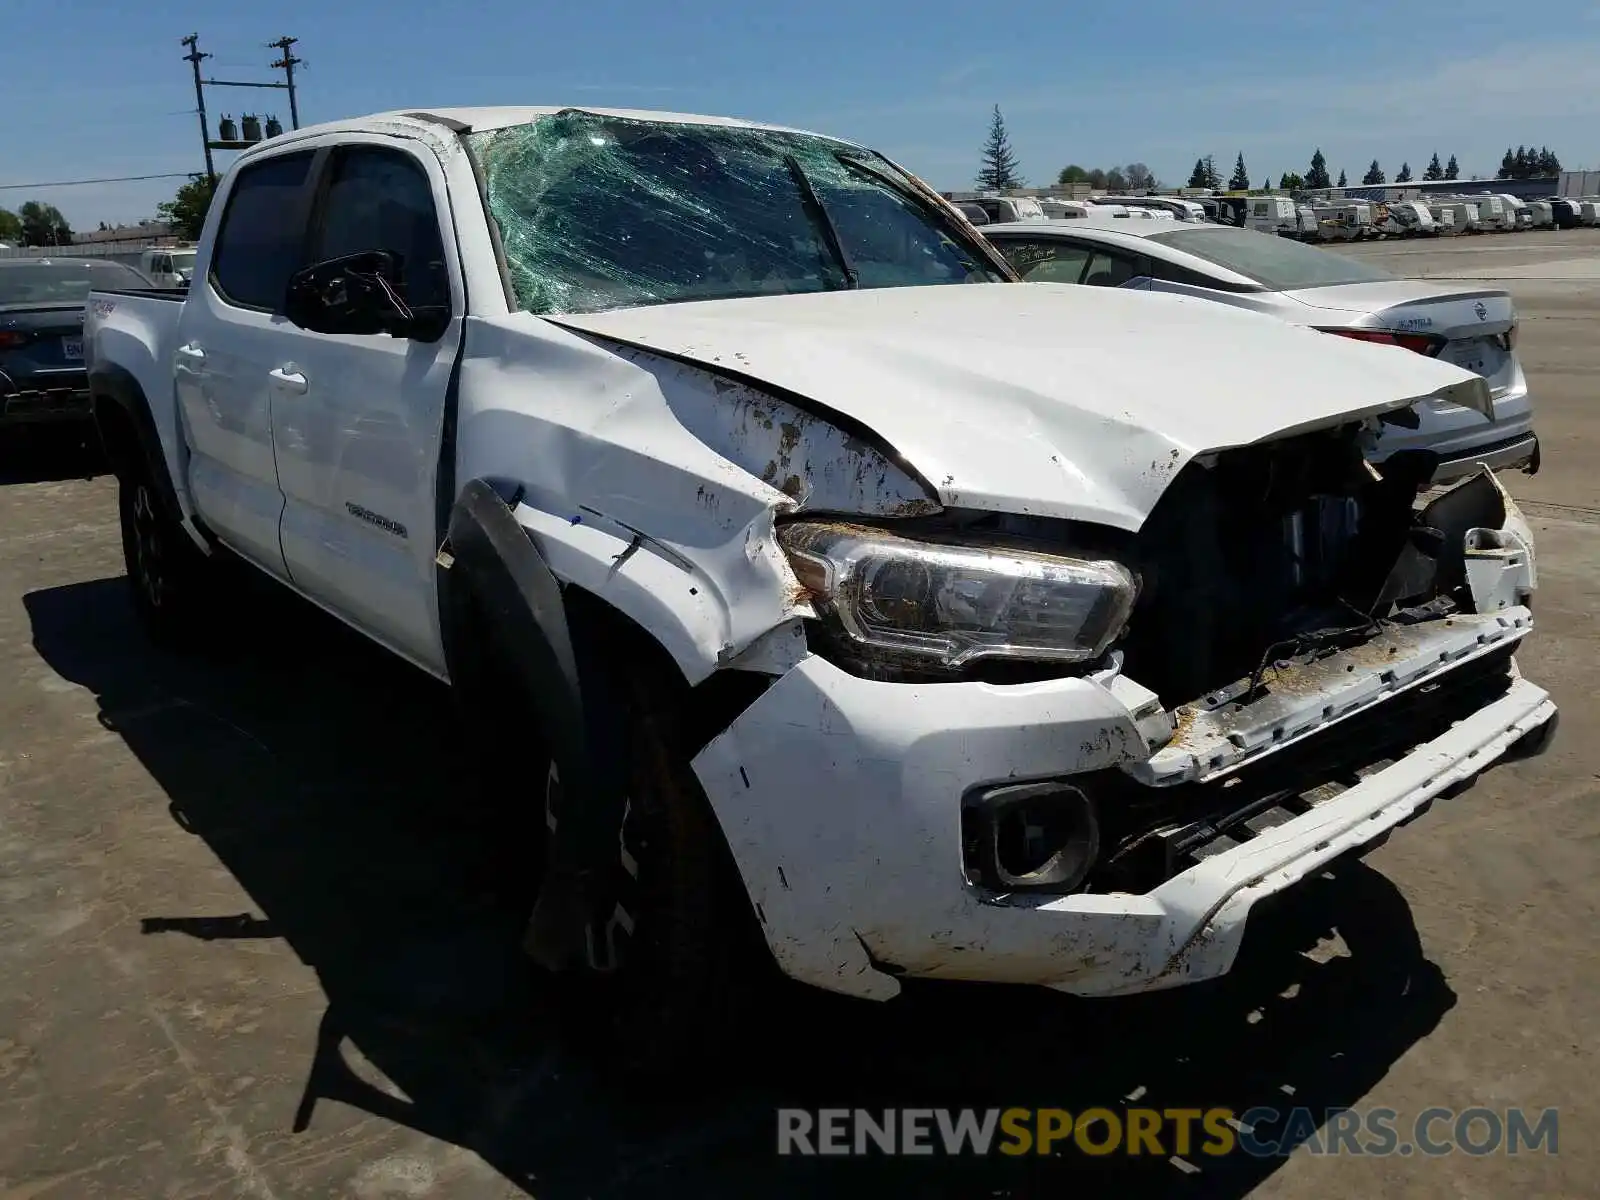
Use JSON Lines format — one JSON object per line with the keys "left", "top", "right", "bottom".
{"left": 86, "top": 107, "right": 1557, "bottom": 1068}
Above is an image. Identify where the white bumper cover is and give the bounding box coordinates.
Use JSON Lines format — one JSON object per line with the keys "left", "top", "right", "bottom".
{"left": 692, "top": 624, "right": 1555, "bottom": 1003}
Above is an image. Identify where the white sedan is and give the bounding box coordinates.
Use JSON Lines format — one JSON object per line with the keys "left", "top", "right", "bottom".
{"left": 982, "top": 219, "right": 1539, "bottom": 484}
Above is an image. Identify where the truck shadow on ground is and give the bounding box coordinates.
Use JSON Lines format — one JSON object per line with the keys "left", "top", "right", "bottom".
{"left": 26, "top": 573, "right": 1458, "bottom": 1200}
{"left": 0, "top": 425, "right": 107, "bottom": 485}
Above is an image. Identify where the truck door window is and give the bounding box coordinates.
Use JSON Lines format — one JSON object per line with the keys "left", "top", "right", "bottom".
{"left": 310, "top": 147, "right": 451, "bottom": 314}
{"left": 995, "top": 239, "right": 1091, "bottom": 284}
{"left": 209, "top": 151, "right": 315, "bottom": 311}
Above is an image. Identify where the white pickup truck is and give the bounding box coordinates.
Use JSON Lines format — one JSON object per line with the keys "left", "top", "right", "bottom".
{"left": 86, "top": 106, "right": 1557, "bottom": 1070}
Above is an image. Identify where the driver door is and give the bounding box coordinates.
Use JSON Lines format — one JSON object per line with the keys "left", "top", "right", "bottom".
{"left": 269, "top": 138, "right": 461, "bottom": 674}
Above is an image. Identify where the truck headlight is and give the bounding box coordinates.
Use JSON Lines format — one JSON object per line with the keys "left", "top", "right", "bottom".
{"left": 778, "top": 521, "right": 1137, "bottom": 671}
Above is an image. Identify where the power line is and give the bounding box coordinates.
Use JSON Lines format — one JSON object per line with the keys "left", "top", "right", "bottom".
{"left": 0, "top": 172, "right": 194, "bottom": 192}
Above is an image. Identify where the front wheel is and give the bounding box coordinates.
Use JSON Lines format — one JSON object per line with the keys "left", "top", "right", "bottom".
{"left": 540, "top": 668, "right": 764, "bottom": 1079}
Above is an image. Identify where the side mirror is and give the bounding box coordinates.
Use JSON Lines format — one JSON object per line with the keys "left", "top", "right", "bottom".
{"left": 284, "top": 250, "right": 424, "bottom": 338}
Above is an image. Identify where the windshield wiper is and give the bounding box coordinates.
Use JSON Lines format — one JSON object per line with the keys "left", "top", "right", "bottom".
{"left": 784, "top": 154, "right": 858, "bottom": 290}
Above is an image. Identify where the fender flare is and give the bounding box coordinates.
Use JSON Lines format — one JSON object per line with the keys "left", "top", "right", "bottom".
{"left": 438, "top": 477, "right": 629, "bottom": 967}
{"left": 89, "top": 364, "right": 184, "bottom": 522}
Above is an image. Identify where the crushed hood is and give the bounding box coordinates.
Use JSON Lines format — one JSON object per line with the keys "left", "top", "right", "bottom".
{"left": 551, "top": 283, "right": 1489, "bottom": 531}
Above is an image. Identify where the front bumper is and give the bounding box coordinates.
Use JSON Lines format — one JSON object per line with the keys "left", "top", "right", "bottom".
{"left": 693, "top": 627, "right": 1553, "bottom": 1002}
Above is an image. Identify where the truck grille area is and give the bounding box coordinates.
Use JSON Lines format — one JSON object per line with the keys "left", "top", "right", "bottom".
{"left": 1086, "top": 643, "right": 1516, "bottom": 895}
{"left": 1119, "top": 427, "right": 1440, "bottom": 706}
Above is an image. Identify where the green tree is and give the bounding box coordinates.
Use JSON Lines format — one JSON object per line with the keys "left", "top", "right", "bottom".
{"left": 1260, "top": 176, "right": 1269, "bottom": 190}
{"left": 1305, "top": 148, "right": 1331, "bottom": 190}
{"left": 1228, "top": 152, "right": 1250, "bottom": 190}
{"left": 1539, "top": 147, "right": 1561, "bottom": 175}
{"left": 1086, "top": 167, "right": 1108, "bottom": 189}
{"left": 1124, "top": 162, "right": 1156, "bottom": 191}
{"left": 977, "top": 105, "right": 1023, "bottom": 189}
{"left": 18, "top": 201, "right": 72, "bottom": 246}
{"left": 1396, "top": 161, "right": 1413, "bottom": 183}
{"left": 0, "top": 207, "right": 22, "bottom": 243}
{"left": 1362, "top": 160, "right": 1386, "bottom": 185}
{"left": 1187, "top": 157, "right": 1210, "bottom": 188}
{"left": 1279, "top": 171, "right": 1305, "bottom": 190}
{"left": 156, "top": 174, "right": 220, "bottom": 241}
{"left": 1445, "top": 154, "right": 1459, "bottom": 180}
{"left": 1057, "top": 164, "right": 1090, "bottom": 185}
{"left": 1105, "top": 167, "right": 1128, "bottom": 191}
{"left": 1423, "top": 152, "right": 1444, "bottom": 181}
{"left": 1337, "top": 169, "right": 1347, "bottom": 187}
{"left": 1498, "top": 148, "right": 1516, "bottom": 179}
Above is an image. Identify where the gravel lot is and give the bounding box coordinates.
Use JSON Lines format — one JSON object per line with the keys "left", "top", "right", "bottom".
{"left": 1, "top": 230, "right": 1596, "bottom": 1199}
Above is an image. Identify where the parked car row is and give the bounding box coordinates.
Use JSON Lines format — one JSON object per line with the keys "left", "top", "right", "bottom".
{"left": 18, "top": 105, "right": 1561, "bottom": 1074}
{"left": 0, "top": 257, "right": 154, "bottom": 431}
{"left": 976, "top": 218, "right": 1539, "bottom": 482}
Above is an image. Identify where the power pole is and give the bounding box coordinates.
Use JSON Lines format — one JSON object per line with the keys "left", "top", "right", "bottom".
{"left": 181, "top": 34, "right": 216, "bottom": 183}
{"left": 268, "top": 36, "right": 302, "bottom": 129}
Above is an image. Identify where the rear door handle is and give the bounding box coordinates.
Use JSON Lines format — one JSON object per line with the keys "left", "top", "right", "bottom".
{"left": 175, "top": 342, "right": 205, "bottom": 361}
{"left": 268, "top": 366, "right": 308, "bottom": 394}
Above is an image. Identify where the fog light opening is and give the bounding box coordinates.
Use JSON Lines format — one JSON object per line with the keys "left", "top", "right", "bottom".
{"left": 963, "top": 781, "right": 1100, "bottom": 893}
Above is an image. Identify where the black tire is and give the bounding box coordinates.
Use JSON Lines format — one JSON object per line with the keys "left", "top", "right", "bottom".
{"left": 117, "top": 466, "right": 213, "bottom": 648}
{"left": 544, "top": 660, "right": 763, "bottom": 1081}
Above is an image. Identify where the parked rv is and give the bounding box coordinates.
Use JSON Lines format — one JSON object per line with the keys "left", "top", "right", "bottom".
{"left": 1377, "top": 201, "right": 1437, "bottom": 238}
{"left": 963, "top": 195, "right": 1049, "bottom": 224}
{"left": 1528, "top": 201, "right": 1554, "bottom": 230}
{"left": 1473, "top": 195, "right": 1514, "bottom": 231}
{"left": 1432, "top": 200, "right": 1482, "bottom": 234}
{"left": 1313, "top": 202, "right": 1373, "bottom": 241}
{"left": 1548, "top": 198, "right": 1582, "bottom": 229}
{"left": 1429, "top": 206, "right": 1459, "bottom": 235}
{"left": 1245, "top": 195, "right": 1298, "bottom": 236}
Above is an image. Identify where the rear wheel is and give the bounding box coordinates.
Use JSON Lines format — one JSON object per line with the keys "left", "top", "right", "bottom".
{"left": 118, "top": 464, "right": 213, "bottom": 648}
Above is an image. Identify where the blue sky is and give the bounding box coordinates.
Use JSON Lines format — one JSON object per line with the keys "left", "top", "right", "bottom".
{"left": 6, "top": 0, "right": 1600, "bottom": 229}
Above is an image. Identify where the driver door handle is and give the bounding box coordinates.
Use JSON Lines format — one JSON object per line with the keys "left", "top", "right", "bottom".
{"left": 175, "top": 342, "right": 205, "bottom": 361}
{"left": 268, "top": 365, "right": 308, "bottom": 394}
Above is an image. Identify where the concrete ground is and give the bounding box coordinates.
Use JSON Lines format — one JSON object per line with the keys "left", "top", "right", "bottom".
{"left": 1, "top": 230, "right": 1596, "bottom": 1199}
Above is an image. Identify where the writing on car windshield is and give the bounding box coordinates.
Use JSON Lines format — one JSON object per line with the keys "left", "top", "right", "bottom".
{"left": 467, "top": 113, "right": 1006, "bottom": 315}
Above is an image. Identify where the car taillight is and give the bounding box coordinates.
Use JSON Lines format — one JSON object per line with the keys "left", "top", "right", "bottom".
{"left": 0, "top": 330, "right": 28, "bottom": 349}
{"left": 1318, "top": 327, "right": 1446, "bottom": 357}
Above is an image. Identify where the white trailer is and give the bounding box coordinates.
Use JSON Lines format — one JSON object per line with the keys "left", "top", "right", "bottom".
{"left": 1473, "top": 194, "right": 1515, "bottom": 231}
{"left": 1528, "top": 201, "right": 1554, "bottom": 229}
{"left": 1245, "top": 195, "right": 1298, "bottom": 235}
{"left": 1433, "top": 200, "right": 1482, "bottom": 233}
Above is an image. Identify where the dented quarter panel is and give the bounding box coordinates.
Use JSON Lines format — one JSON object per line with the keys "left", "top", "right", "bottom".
{"left": 454, "top": 312, "right": 852, "bottom": 682}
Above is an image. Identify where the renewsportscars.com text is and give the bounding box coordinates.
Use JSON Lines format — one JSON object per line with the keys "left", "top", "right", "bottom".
{"left": 777, "top": 1106, "right": 1559, "bottom": 1158}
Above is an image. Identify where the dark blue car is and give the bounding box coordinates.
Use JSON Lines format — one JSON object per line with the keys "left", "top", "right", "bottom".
{"left": 1, "top": 257, "right": 152, "bottom": 429}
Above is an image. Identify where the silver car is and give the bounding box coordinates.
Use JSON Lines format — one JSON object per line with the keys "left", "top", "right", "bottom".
{"left": 982, "top": 220, "right": 1538, "bottom": 483}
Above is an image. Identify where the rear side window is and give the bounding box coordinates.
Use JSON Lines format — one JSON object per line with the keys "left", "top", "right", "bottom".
{"left": 210, "top": 152, "right": 314, "bottom": 311}
{"left": 995, "top": 238, "right": 1091, "bottom": 284}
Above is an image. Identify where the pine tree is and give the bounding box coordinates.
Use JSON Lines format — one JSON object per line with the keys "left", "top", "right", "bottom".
{"left": 1261, "top": 176, "right": 1270, "bottom": 190}
{"left": 1279, "top": 172, "right": 1304, "bottom": 190}
{"left": 1337, "top": 169, "right": 1347, "bottom": 188}
{"left": 1424, "top": 152, "right": 1444, "bottom": 181}
{"left": 1362, "top": 160, "right": 1386, "bottom": 185}
{"left": 1187, "top": 157, "right": 1209, "bottom": 188}
{"left": 976, "top": 105, "right": 1023, "bottom": 190}
{"left": 1306, "top": 148, "right": 1331, "bottom": 190}
{"left": 1498, "top": 148, "right": 1516, "bottom": 179}
{"left": 1396, "top": 162, "right": 1413, "bottom": 183}
{"left": 1445, "top": 154, "right": 1460, "bottom": 180}
{"left": 1513, "top": 146, "right": 1529, "bottom": 179}
{"left": 1228, "top": 152, "right": 1250, "bottom": 190}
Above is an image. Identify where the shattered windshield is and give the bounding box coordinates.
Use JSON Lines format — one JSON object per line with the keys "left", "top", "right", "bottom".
{"left": 466, "top": 112, "right": 1008, "bottom": 315}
